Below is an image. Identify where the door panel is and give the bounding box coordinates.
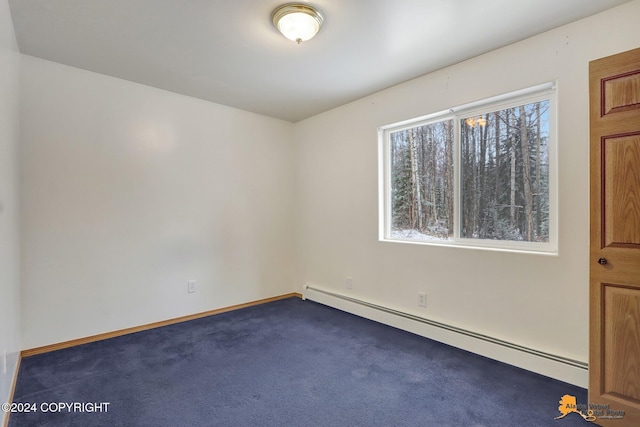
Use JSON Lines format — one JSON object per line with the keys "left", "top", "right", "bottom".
{"left": 603, "top": 284, "right": 640, "bottom": 401}
{"left": 590, "top": 47, "right": 640, "bottom": 427}
{"left": 603, "top": 133, "right": 640, "bottom": 247}
{"left": 602, "top": 70, "right": 640, "bottom": 116}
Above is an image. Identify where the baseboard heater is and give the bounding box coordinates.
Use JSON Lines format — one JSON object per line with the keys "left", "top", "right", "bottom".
{"left": 305, "top": 285, "right": 588, "bottom": 370}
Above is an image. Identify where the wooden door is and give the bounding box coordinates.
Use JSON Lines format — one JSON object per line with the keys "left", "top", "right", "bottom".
{"left": 590, "top": 47, "right": 640, "bottom": 427}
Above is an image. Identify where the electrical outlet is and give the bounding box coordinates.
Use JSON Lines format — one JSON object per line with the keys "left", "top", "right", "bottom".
{"left": 187, "top": 280, "right": 197, "bottom": 293}
{"left": 345, "top": 277, "right": 353, "bottom": 289}
{"left": 418, "top": 292, "right": 427, "bottom": 307}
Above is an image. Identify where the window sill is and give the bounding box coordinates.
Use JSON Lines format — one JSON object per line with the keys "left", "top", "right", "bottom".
{"left": 379, "top": 237, "right": 558, "bottom": 256}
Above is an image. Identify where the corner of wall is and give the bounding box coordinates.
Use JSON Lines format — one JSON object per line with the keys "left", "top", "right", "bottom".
{"left": 0, "top": 0, "right": 22, "bottom": 414}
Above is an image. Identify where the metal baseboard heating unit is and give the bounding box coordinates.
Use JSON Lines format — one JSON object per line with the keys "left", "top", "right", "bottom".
{"left": 305, "top": 284, "right": 588, "bottom": 371}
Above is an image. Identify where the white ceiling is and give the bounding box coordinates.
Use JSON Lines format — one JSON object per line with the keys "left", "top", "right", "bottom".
{"left": 8, "top": 0, "right": 632, "bottom": 122}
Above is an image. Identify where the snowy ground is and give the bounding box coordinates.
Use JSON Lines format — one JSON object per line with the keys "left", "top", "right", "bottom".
{"left": 390, "top": 229, "right": 452, "bottom": 241}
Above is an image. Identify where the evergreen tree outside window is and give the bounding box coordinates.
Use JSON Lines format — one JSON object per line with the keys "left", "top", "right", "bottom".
{"left": 379, "top": 84, "right": 557, "bottom": 253}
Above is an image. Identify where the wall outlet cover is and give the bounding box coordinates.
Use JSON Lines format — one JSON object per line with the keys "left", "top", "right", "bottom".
{"left": 418, "top": 292, "right": 427, "bottom": 307}
{"left": 187, "top": 280, "right": 197, "bottom": 293}
{"left": 345, "top": 277, "right": 353, "bottom": 289}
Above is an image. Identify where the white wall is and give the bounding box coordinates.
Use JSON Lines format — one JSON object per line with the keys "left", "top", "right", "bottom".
{"left": 20, "top": 56, "right": 295, "bottom": 349}
{"left": 294, "top": 0, "right": 640, "bottom": 386}
{"left": 0, "top": 0, "right": 21, "bottom": 415}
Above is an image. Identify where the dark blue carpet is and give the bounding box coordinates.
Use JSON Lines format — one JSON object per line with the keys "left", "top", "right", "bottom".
{"left": 9, "top": 297, "right": 588, "bottom": 426}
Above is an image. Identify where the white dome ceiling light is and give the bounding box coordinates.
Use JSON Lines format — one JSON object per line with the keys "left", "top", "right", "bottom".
{"left": 271, "top": 3, "right": 324, "bottom": 44}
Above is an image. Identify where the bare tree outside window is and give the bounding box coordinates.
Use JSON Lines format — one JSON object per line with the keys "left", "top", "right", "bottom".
{"left": 390, "top": 120, "right": 454, "bottom": 240}
{"left": 460, "top": 100, "right": 550, "bottom": 242}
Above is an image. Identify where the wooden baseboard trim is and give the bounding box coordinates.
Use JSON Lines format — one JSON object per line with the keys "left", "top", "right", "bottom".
{"left": 2, "top": 354, "right": 21, "bottom": 427}
{"left": 21, "top": 292, "right": 302, "bottom": 358}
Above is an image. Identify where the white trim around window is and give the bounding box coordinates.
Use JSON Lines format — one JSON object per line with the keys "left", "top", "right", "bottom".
{"left": 378, "top": 82, "right": 558, "bottom": 255}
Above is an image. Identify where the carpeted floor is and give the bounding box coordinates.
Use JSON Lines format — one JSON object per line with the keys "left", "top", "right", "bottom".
{"left": 9, "top": 297, "right": 589, "bottom": 426}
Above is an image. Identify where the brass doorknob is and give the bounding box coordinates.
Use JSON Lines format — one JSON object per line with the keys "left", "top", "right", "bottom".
{"left": 598, "top": 258, "right": 607, "bottom": 265}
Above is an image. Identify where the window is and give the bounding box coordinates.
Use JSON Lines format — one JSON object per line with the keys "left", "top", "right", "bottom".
{"left": 379, "top": 83, "right": 557, "bottom": 253}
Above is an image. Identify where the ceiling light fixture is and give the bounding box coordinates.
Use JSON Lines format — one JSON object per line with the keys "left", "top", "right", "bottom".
{"left": 271, "top": 3, "right": 324, "bottom": 44}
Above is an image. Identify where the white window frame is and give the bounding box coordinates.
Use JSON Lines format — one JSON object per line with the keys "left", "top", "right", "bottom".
{"left": 378, "top": 83, "right": 558, "bottom": 255}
